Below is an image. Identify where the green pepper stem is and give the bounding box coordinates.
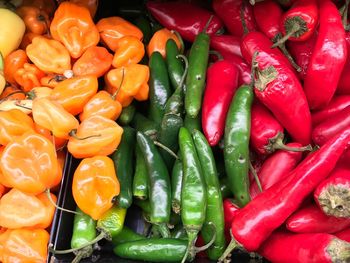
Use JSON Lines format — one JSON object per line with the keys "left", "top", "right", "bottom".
{"left": 240, "top": 1, "right": 249, "bottom": 35}
{"left": 276, "top": 38, "right": 302, "bottom": 72}
{"left": 68, "top": 129, "right": 102, "bottom": 140}
{"left": 271, "top": 25, "right": 300, "bottom": 49}
{"left": 171, "top": 30, "right": 185, "bottom": 54}
{"left": 45, "top": 189, "right": 82, "bottom": 215}
{"left": 218, "top": 230, "right": 239, "bottom": 263}
{"left": 249, "top": 161, "right": 262, "bottom": 193}
{"left": 111, "top": 68, "right": 125, "bottom": 100}
{"left": 71, "top": 246, "right": 93, "bottom": 263}
{"left": 181, "top": 230, "right": 198, "bottom": 263}
{"left": 154, "top": 141, "right": 179, "bottom": 159}
{"left": 268, "top": 132, "right": 313, "bottom": 153}
{"left": 250, "top": 51, "right": 259, "bottom": 88}
{"left": 202, "top": 15, "right": 214, "bottom": 34}
{"left": 194, "top": 222, "right": 217, "bottom": 253}
{"left": 156, "top": 223, "right": 171, "bottom": 238}
{"left": 341, "top": 0, "right": 350, "bottom": 30}
{"left": 175, "top": 54, "right": 189, "bottom": 91}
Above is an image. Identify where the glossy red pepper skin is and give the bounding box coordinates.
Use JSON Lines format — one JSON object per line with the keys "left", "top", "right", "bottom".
{"left": 286, "top": 203, "right": 350, "bottom": 234}
{"left": 250, "top": 143, "right": 303, "bottom": 199}
{"left": 146, "top": 1, "right": 223, "bottom": 43}
{"left": 210, "top": 35, "right": 242, "bottom": 58}
{"left": 337, "top": 32, "right": 350, "bottom": 95}
{"left": 241, "top": 31, "right": 312, "bottom": 146}
{"left": 312, "top": 106, "right": 350, "bottom": 146}
{"left": 258, "top": 231, "right": 350, "bottom": 263}
{"left": 334, "top": 228, "right": 350, "bottom": 242}
{"left": 212, "top": 0, "right": 256, "bottom": 37}
{"left": 202, "top": 60, "right": 239, "bottom": 146}
{"left": 223, "top": 199, "right": 240, "bottom": 241}
{"left": 311, "top": 95, "right": 350, "bottom": 127}
{"left": 229, "top": 127, "right": 350, "bottom": 252}
{"left": 222, "top": 54, "right": 251, "bottom": 86}
{"left": 304, "top": 0, "right": 347, "bottom": 110}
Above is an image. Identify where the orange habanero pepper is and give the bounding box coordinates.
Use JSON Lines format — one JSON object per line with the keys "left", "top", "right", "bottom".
{"left": 40, "top": 74, "right": 67, "bottom": 88}
{"left": 134, "top": 82, "right": 149, "bottom": 102}
{"left": 14, "top": 62, "right": 45, "bottom": 92}
{"left": 0, "top": 131, "right": 59, "bottom": 194}
{"left": 0, "top": 188, "right": 56, "bottom": 229}
{"left": 50, "top": 75, "right": 98, "bottom": 115}
{"left": 16, "top": 6, "right": 50, "bottom": 35}
{"left": 70, "top": 0, "right": 99, "bottom": 18}
{"left": 32, "top": 97, "right": 80, "bottom": 139}
{"left": 73, "top": 46, "right": 113, "bottom": 77}
{"left": 112, "top": 36, "right": 145, "bottom": 68}
{"left": 26, "top": 36, "right": 71, "bottom": 74}
{"left": 147, "top": 28, "right": 182, "bottom": 58}
{"left": 26, "top": 86, "right": 53, "bottom": 99}
{"left": 34, "top": 123, "right": 67, "bottom": 150}
{"left": 4, "top": 49, "right": 28, "bottom": 85}
{"left": 50, "top": 2, "right": 100, "bottom": 59}
{"left": 67, "top": 115, "right": 123, "bottom": 158}
{"left": 96, "top": 16, "right": 143, "bottom": 51}
{"left": 72, "top": 155, "right": 120, "bottom": 220}
{"left": 0, "top": 228, "right": 49, "bottom": 263}
{"left": 0, "top": 109, "right": 34, "bottom": 146}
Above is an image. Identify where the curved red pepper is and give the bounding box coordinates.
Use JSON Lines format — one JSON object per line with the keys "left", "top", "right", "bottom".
{"left": 146, "top": 1, "right": 223, "bottom": 42}
{"left": 210, "top": 35, "right": 242, "bottom": 58}
{"left": 250, "top": 142, "right": 303, "bottom": 199}
{"left": 222, "top": 54, "right": 251, "bottom": 86}
{"left": 223, "top": 199, "right": 240, "bottom": 242}
{"left": 212, "top": 0, "right": 256, "bottom": 37}
{"left": 312, "top": 105, "right": 350, "bottom": 146}
{"left": 202, "top": 60, "right": 239, "bottom": 146}
{"left": 337, "top": 32, "right": 350, "bottom": 95}
{"left": 286, "top": 203, "right": 350, "bottom": 234}
{"left": 241, "top": 31, "right": 312, "bottom": 146}
{"left": 303, "top": 0, "right": 347, "bottom": 110}
{"left": 334, "top": 228, "right": 350, "bottom": 243}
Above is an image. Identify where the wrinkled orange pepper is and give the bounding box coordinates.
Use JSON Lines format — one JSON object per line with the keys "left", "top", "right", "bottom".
{"left": 14, "top": 62, "right": 45, "bottom": 92}
{"left": 0, "top": 85, "right": 26, "bottom": 100}
{"left": 32, "top": 97, "right": 80, "bottom": 139}
{"left": 79, "top": 90, "right": 122, "bottom": 121}
{"left": 73, "top": 46, "right": 113, "bottom": 77}
{"left": 112, "top": 36, "right": 145, "bottom": 68}
{"left": 26, "top": 86, "right": 53, "bottom": 99}
{"left": 4, "top": 49, "right": 28, "bottom": 85}
{"left": 26, "top": 36, "right": 71, "bottom": 74}
{"left": 50, "top": 2, "right": 100, "bottom": 58}
{"left": 16, "top": 6, "right": 50, "bottom": 35}
{"left": 40, "top": 74, "right": 66, "bottom": 88}
{"left": 147, "top": 28, "right": 182, "bottom": 58}
{"left": 34, "top": 123, "right": 67, "bottom": 150}
{"left": 72, "top": 155, "right": 120, "bottom": 220}
{"left": 0, "top": 188, "right": 56, "bottom": 229}
{"left": 22, "top": 0, "right": 56, "bottom": 16}
{"left": 134, "top": 82, "right": 149, "bottom": 101}
{"left": 0, "top": 109, "right": 35, "bottom": 146}
{"left": 96, "top": 16, "right": 143, "bottom": 51}
{"left": 70, "top": 0, "right": 99, "bottom": 18}
{"left": 50, "top": 75, "right": 98, "bottom": 115}
{"left": 0, "top": 131, "right": 59, "bottom": 194}
{"left": 67, "top": 115, "right": 123, "bottom": 158}
{"left": 0, "top": 228, "right": 49, "bottom": 263}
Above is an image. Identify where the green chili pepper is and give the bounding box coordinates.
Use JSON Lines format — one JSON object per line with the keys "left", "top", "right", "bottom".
{"left": 131, "top": 112, "right": 158, "bottom": 140}
{"left": 148, "top": 51, "right": 172, "bottom": 126}
{"left": 224, "top": 85, "right": 253, "bottom": 207}
{"left": 134, "top": 199, "right": 151, "bottom": 215}
{"left": 97, "top": 206, "right": 127, "bottom": 239}
{"left": 184, "top": 114, "right": 201, "bottom": 133}
{"left": 113, "top": 238, "right": 187, "bottom": 262}
{"left": 166, "top": 38, "right": 185, "bottom": 90}
{"left": 192, "top": 130, "right": 226, "bottom": 260}
{"left": 111, "top": 126, "right": 135, "bottom": 209}
{"left": 133, "top": 144, "right": 149, "bottom": 200}
{"left": 178, "top": 127, "right": 207, "bottom": 263}
{"left": 220, "top": 177, "right": 232, "bottom": 199}
{"left": 133, "top": 15, "right": 152, "bottom": 44}
{"left": 136, "top": 131, "right": 171, "bottom": 237}
{"left": 112, "top": 226, "right": 145, "bottom": 246}
{"left": 171, "top": 156, "right": 183, "bottom": 214}
{"left": 118, "top": 102, "right": 136, "bottom": 126}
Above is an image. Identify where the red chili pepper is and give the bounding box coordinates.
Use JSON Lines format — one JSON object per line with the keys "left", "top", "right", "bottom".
{"left": 312, "top": 105, "right": 350, "bottom": 147}
{"left": 258, "top": 231, "right": 350, "bottom": 263}
{"left": 219, "top": 127, "right": 350, "bottom": 258}
{"left": 241, "top": 31, "right": 312, "bottom": 146}
{"left": 286, "top": 203, "right": 350, "bottom": 234}
{"left": 250, "top": 142, "right": 303, "bottom": 199}
{"left": 311, "top": 95, "right": 350, "bottom": 126}
{"left": 210, "top": 35, "right": 242, "bottom": 58}
{"left": 221, "top": 54, "right": 251, "bottom": 86}
{"left": 202, "top": 60, "right": 239, "bottom": 146}
{"left": 334, "top": 228, "right": 350, "bottom": 243}
{"left": 146, "top": 1, "right": 223, "bottom": 43}
{"left": 337, "top": 32, "right": 350, "bottom": 95}
{"left": 314, "top": 167, "right": 350, "bottom": 218}
{"left": 212, "top": 0, "right": 256, "bottom": 37}
{"left": 223, "top": 199, "right": 240, "bottom": 242}
{"left": 303, "top": 0, "right": 347, "bottom": 110}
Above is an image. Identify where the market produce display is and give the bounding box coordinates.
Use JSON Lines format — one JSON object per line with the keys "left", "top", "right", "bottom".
{"left": 0, "top": 0, "right": 350, "bottom": 262}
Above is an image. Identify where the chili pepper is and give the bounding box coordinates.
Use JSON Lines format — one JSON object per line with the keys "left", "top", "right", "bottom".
{"left": 0, "top": 229, "right": 49, "bottom": 263}
{"left": 314, "top": 167, "right": 350, "bottom": 218}
{"left": 250, "top": 142, "right": 303, "bottom": 199}
{"left": 133, "top": 15, "right": 152, "bottom": 44}
{"left": 258, "top": 231, "right": 350, "bottom": 263}
{"left": 32, "top": 97, "right": 79, "bottom": 139}
{"left": 223, "top": 199, "right": 240, "bottom": 242}
{"left": 97, "top": 206, "right": 127, "bottom": 240}
{"left": 222, "top": 54, "right": 251, "bottom": 86}
{"left": 202, "top": 59, "right": 239, "bottom": 147}
{"left": 184, "top": 114, "right": 201, "bottom": 134}
{"left": 166, "top": 38, "right": 184, "bottom": 90}
{"left": 96, "top": 16, "right": 143, "bottom": 52}
{"left": 114, "top": 238, "right": 187, "bottom": 262}
{"left": 111, "top": 126, "right": 135, "bottom": 209}
{"left": 70, "top": 0, "right": 98, "bottom": 18}
{"left": 192, "top": 129, "right": 225, "bottom": 260}
{"left": 312, "top": 95, "right": 350, "bottom": 126}
{"left": 118, "top": 102, "right": 136, "bottom": 126}
{"left": 171, "top": 224, "right": 187, "bottom": 239}
{"left": 16, "top": 5, "right": 50, "bottom": 35}
{"left": 14, "top": 62, "right": 45, "bottom": 92}
{"left": 133, "top": 144, "right": 149, "bottom": 200}
{"left": 73, "top": 46, "right": 113, "bottom": 78}
{"left": 220, "top": 177, "right": 232, "bottom": 199}
{"left": 178, "top": 127, "right": 207, "bottom": 262}
{"left": 137, "top": 131, "right": 171, "bottom": 237}
{"left": 312, "top": 106, "right": 350, "bottom": 147}
{"left": 334, "top": 228, "right": 350, "bottom": 243}
{"left": 337, "top": 32, "right": 350, "bottom": 94}
{"left": 210, "top": 35, "right": 242, "bottom": 59}
{"left": 112, "top": 226, "right": 145, "bottom": 245}
{"left": 3, "top": 49, "right": 28, "bottom": 85}
{"left": 171, "top": 156, "right": 183, "bottom": 214}
{"left": 303, "top": 0, "right": 347, "bottom": 110}
{"left": 224, "top": 84, "right": 253, "bottom": 207}
{"left": 147, "top": 28, "right": 182, "bottom": 59}
{"left": 148, "top": 51, "right": 172, "bottom": 125}
{"left": 112, "top": 36, "right": 145, "bottom": 68}
{"left": 241, "top": 31, "right": 312, "bottom": 145}
{"left": 0, "top": 131, "right": 59, "bottom": 194}
{"left": 219, "top": 127, "right": 350, "bottom": 259}
{"left": 131, "top": 112, "right": 158, "bottom": 140}
{"left": 146, "top": 1, "right": 222, "bottom": 43}
{"left": 67, "top": 115, "right": 124, "bottom": 158}
{"left": 212, "top": 0, "right": 256, "bottom": 37}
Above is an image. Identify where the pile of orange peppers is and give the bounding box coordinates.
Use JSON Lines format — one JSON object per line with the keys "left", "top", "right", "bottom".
{"left": 0, "top": 0, "right": 183, "bottom": 261}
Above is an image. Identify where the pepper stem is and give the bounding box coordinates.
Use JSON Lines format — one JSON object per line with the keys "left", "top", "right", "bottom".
{"left": 172, "top": 200, "right": 181, "bottom": 214}
{"left": 45, "top": 189, "right": 82, "bottom": 215}
{"left": 181, "top": 230, "right": 198, "bottom": 263}
{"left": 154, "top": 141, "right": 179, "bottom": 159}
{"left": 327, "top": 238, "right": 350, "bottom": 262}
{"left": 175, "top": 54, "right": 189, "bottom": 91}
{"left": 194, "top": 222, "right": 217, "bottom": 253}
{"left": 72, "top": 246, "right": 93, "bottom": 263}
{"left": 171, "top": 30, "right": 185, "bottom": 54}
{"left": 218, "top": 230, "right": 238, "bottom": 263}
{"left": 250, "top": 51, "right": 259, "bottom": 88}
{"left": 156, "top": 223, "right": 171, "bottom": 238}
{"left": 202, "top": 15, "right": 214, "bottom": 34}
{"left": 249, "top": 161, "right": 262, "bottom": 193}
{"left": 111, "top": 68, "right": 125, "bottom": 100}
{"left": 317, "top": 184, "right": 350, "bottom": 218}
{"left": 68, "top": 129, "right": 102, "bottom": 140}
{"left": 240, "top": 0, "right": 249, "bottom": 35}
{"left": 266, "top": 132, "right": 313, "bottom": 153}
{"left": 341, "top": 0, "right": 350, "bottom": 30}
